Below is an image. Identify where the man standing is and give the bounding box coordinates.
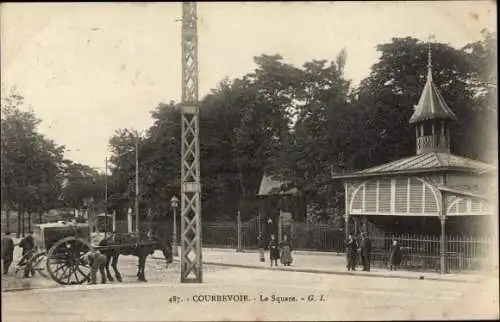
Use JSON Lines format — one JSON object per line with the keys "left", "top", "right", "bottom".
{"left": 19, "top": 231, "right": 35, "bottom": 278}
{"left": 346, "top": 234, "right": 358, "bottom": 271}
{"left": 1, "top": 231, "right": 15, "bottom": 275}
{"left": 360, "top": 232, "right": 372, "bottom": 271}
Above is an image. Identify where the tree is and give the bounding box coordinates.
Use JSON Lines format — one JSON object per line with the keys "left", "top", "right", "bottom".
{"left": 1, "top": 86, "right": 65, "bottom": 233}
{"left": 268, "top": 53, "right": 352, "bottom": 222}
{"left": 346, "top": 37, "right": 493, "bottom": 170}
{"left": 60, "top": 161, "right": 105, "bottom": 215}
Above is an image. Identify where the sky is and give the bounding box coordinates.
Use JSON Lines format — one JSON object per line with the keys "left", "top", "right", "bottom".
{"left": 1, "top": 1, "right": 496, "bottom": 169}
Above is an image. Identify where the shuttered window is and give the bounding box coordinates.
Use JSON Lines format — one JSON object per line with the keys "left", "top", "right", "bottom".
{"left": 351, "top": 184, "right": 364, "bottom": 212}
{"left": 471, "top": 200, "right": 481, "bottom": 212}
{"left": 394, "top": 178, "right": 408, "bottom": 213}
{"left": 364, "top": 181, "right": 377, "bottom": 212}
{"left": 457, "top": 199, "right": 467, "bottom": 213}
{"left": 409, "top": 178, "right": 423, "bottom": 213}
{"left": 378, "top": 180, "right": 391, "bottom": 212}
{"left": 424, "top": 185, "right": 438, "bottom": 213}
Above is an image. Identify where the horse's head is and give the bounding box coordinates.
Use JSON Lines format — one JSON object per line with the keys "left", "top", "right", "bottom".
{"left": 162, "top": 241, "right": 173, "bottom": 264}
{"left": 150, "top": 236, "right": 173, "bottom": 265}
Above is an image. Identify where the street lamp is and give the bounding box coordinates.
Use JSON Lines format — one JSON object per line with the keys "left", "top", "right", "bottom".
{"left": 134, "top": 130, "right": 144, "bottom": 234}
{"left": 171, "top": 196, "right": 179, "bottom": 257}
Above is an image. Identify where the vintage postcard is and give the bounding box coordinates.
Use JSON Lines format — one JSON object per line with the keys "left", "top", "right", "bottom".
{"left": 1, "top": 1, "right": 498, "bottom": 321}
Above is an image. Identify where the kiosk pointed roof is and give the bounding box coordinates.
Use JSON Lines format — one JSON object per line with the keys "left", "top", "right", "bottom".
{"left": 409, "top": 43, "right": 458, "bottom": 124}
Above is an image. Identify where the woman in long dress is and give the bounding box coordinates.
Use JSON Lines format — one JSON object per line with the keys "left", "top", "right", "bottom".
{"left": 280, "top": 234, "right": 293, "bottom": 266}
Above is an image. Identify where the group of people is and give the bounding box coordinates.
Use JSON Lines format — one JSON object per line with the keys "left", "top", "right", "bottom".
{"left": 1, "top": 231, "right": 36, "bottom": 278}
{"left": 257, "top": 233, "right": 293, "bottom": 267}
{"left": 346, "top": 232, "right": 403, "bottom": 271}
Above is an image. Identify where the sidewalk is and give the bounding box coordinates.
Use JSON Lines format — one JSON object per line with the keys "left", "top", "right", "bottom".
{"left": 155, "top": 247, "right": 490, "bottom": 283}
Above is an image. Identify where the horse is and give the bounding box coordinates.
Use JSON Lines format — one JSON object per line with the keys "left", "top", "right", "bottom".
{"left": 98, "top": 232, "right": 173, "bottom": 282}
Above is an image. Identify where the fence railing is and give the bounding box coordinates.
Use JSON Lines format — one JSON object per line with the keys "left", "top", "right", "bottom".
{"left": 369, "top": 233, "right": 493, "bottom": 273}
{"left": 7, "top": 214, "right": 491, "bottom": 273}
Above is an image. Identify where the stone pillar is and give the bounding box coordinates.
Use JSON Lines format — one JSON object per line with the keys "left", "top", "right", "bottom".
{"left": 112, "top": 211, "right": 116, "bottom": 233}
{"left": 440, "top": 216, "right": 447, "bottom": 274}
{"left": 278, "top": 212, "right": 283, "bottom": 243}
{"left": 344, "top": 214, "right": 349, "bottom": 241}
{"left": 237, "top": 211, "right": 243, "bottom": 252}
{"left": 127, "top": 208, "right": 133, "bottom": 233}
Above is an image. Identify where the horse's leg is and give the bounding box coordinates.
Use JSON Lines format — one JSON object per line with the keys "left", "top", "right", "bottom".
{"left": 112, "top": 254, "right": 122, "bottom": 282}
{"left": 105, "top": 253, "right": 114, "bottom": 282}
{"left": 138, "top": 255, "right": 147, "bottom": 282}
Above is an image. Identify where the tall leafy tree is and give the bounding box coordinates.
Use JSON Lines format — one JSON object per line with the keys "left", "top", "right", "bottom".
{"left": 346, "top": 37, "right": 493, "bottom": 170}
{"left": 1, "top": 87, "right": 65, "bottom": 233}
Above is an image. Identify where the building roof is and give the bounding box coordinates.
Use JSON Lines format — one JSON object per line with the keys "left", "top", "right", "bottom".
{"left": 409, "top": 52, "right": 458, "bottom": 124}
{"left": 332, "top": 152, "right": 495, "bottom": 179}
{"left": 436, "top": 185, "right": 489, "bottom": 200}
{"left": 257, "top": 174, "right": 298, "bottom": 196}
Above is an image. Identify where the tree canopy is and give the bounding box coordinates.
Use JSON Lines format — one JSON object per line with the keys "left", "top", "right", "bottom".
{"left": 2, "top": 31, "right": 496, "bottom": 226}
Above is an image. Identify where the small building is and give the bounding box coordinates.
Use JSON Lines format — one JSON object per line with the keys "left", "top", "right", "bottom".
{"left": 257, "top": 173, "right": 301, "bottom": 241}
{"left": 333, "top": 48, "right": 496, "bottom": 273}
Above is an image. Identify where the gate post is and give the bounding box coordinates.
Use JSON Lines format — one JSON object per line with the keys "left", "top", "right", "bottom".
{"left": 278, "top": 212, "right": 283, "bottom": 243}
{"left": 236, "top": 211, "right": 243, "bottom": 252}
{"left": 440, "top": 216, "right": 447, "bottom": 274}
{"left": 127, "top": 208, "right": 133, "bottom": 233}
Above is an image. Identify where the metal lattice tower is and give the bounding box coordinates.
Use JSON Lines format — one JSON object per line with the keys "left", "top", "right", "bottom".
{"left": 180, "top": 2, "right": 202, "bottom": 283}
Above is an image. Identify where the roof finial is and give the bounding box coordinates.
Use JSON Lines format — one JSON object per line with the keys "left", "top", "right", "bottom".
{"left": 427, "top": 34, "right": 435, "bottom": 72}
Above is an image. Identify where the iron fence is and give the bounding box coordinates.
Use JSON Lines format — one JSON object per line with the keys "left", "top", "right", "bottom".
{"left": 63, "top": 218, "right": 493, "bottom": 273}
{"left": 369, "top": 233, "right": 493, "bottom": 273}
{"left": 203, "top": 222, "right": 238, "bottom": 249}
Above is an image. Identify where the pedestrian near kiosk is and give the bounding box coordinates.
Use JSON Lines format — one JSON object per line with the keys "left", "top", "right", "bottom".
{"left": 1, "top": 231, "right": 15, "bottom": 275}
{"left": 346, "top": 234, "right": 358, "bottom": 271}
{"left": 360, "top": 232, "right": 372, "bottom": 271}
{"left": 280, "top": 234, "right": 293, "bottom": 266}
{"left": 269, "top": 234, "right": 279, "bottom": 267}
{"left": 389, "top": 239, "right": 402, "bottom": 271}
{"left": 257, "top": 233, "right": 265, "bottom": 262}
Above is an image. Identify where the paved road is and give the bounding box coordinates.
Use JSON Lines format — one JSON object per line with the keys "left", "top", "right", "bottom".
{"left": 2, "top": 265, "right": 498, "bottom": 321}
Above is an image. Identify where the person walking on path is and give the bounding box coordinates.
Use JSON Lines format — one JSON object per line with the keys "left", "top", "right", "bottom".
{"left": 18, "top": 231, "right": 36, "bottom": 278}
{"left": 346, "top": 234, "right": 358, "bottom": 271}
{"left": 257, "top": 233, "right": 265, "bottom": 263}
{"left": 360, "top": 232, "right": 372, "bottom": 271}
{"left": 389, "top": 239, "right": 402, "bottom": 271}
{"left": 80, "top": 250, "right": 108, "bottom": 284}
{"left": 1, "top": 231, "right": 15, "bottom": 275}
{"left": 280, "top": 234, "right": 293, "bottom": 266}
{"left": 269, "top": 234, "right": 279, "bottom": 267}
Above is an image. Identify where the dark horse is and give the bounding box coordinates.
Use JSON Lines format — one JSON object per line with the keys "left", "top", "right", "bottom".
{"left": 98, "top": 233, "right": 173, "bottom": 282}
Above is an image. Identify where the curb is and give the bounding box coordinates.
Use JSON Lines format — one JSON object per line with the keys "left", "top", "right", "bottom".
{"left": 203, "top": 248, "right": 343, "bottom": 257}
{"left": 2, "top": 285, "right": 60, "bottom": 293}
{"left": 156, "top": 257, "right": 480, "bottom": 284}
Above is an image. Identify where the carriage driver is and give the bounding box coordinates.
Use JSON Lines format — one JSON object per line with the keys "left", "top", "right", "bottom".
{"left": 80, "top": 249, "right": 107, "bottom": 284}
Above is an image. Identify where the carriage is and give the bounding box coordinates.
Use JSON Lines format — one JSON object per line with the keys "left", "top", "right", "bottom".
{"left": 16, "top": 221, "right": 93, "bottom": 284}
{"left": 16, "top": 221, "right": 170, "bottom": 285}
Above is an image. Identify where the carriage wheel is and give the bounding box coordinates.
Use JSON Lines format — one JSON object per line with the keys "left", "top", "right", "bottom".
{"left": 31, "top": 251, "right": 50, "bottom": 279}
{"left": 15, "top": 250, "right": 50, "bottom": 279}
{"left": 46, "top": 236, "right": 92, "bottom": 285}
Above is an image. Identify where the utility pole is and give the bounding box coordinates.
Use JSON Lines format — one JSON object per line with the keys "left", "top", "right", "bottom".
{"left": 104, "top": 156, "right": 108, "bottom": 239}
{"left": 135, "top": 132, "right": 140, "bottom": 234}
{"left": 180, "top": 2, "right": 202, "bottom": 283}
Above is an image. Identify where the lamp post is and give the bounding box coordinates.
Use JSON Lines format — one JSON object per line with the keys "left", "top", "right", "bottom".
{"left": 133, "top": 130, "right": 144, "bottom": 234}
{"left": 171, "top": 196, "right": 179, "bottom": 257}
